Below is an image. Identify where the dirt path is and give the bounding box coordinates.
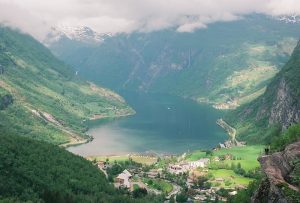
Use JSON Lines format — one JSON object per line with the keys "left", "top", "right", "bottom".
{"left": 26, "top": 106, "right": 89, "bottom": 147}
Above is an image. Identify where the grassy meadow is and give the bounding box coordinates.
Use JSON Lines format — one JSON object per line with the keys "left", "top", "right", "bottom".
{"left": 209, "top": 169, "right": 253, "bottom": 188}
{"left": 212, "top": 145, "right": 264, "bottom": 171}
{"left": 88, "top": 155, "right": 158, "bottom": 165}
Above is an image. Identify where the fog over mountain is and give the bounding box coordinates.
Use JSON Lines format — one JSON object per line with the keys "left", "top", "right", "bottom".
{"left": 1, "top": 0, "right": 300, "bottom": 40}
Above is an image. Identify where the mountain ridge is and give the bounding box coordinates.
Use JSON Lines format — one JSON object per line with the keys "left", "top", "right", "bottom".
{"left": 44, "top": 25, "right": 112, "bottom": 46}
{"left": 47, "top": 15, "right": 300, "bottom": 109}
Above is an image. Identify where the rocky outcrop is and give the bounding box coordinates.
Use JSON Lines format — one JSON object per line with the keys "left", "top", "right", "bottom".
{"left": 0, "top": 94, "right": 13, "bottom": 110}
{"left": 269, "top": 78, "right": 300, "bottom": 129}
{"left": 252, "top": 141, "right": 300, "bottom": 203}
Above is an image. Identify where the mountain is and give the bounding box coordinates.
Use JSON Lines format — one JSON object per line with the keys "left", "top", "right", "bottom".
{"left": 226, "top": 40, "right": 300, "bottom": 143}
{"left": 277, "top": 15, "right": 300, "bottom": 24}
{"left": 224, "top": 40, "right": 300, "bottom": 201}
{"left": 44, "top": 25, "right": 111, "bottom": 46}
{"left": 47, "top": 15, "right": 300, "bottom": 109}
{"left": 0, "top": 26, "right": 134, "bottom": 145}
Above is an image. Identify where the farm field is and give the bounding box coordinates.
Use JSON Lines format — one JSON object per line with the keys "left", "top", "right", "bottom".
{"left": 142, "top": 178, "right": 173, "bottom": 193}
{"left": 88, "top": 155, "right": 158, "bottom": 165}
{"left": 209, "top": 169, "right": 253, "bottom": 188}
{"left": 212, "top": 145, "right": 264, "bottom": 171}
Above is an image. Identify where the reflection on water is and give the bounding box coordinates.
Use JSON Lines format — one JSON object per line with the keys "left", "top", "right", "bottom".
{"left": 68, "top": 92, "right": 227, "bottom": 156}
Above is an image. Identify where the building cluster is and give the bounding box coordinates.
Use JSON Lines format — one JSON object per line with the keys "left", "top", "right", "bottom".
{"left": 92, "top": 153, "right": 243, "bottom": 202}
{"left": 168, "top": 158, "right": 210, "bottom": 174}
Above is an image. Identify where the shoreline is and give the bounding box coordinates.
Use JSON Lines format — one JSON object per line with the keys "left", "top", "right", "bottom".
{"left": 216, "top": 118, "right": 236, "bottom": 140}
{"left": 86, "top": 153, "right": 166, "bottom": 166}
{"left": 64, "top": 105, "right": 229, "bottom": 158}
{"left": 89, "top": 110, "right": 136, "bottom": 121}
{"left": 61, "top": 110, "right": 136, "bottom": 148}
{"left": 195, "top": 98, "right": 239, "bottom": 110}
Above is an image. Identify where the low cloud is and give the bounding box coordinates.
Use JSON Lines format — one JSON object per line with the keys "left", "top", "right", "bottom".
{"left": 0, "top": 0, "right": 300, "bottom": 40}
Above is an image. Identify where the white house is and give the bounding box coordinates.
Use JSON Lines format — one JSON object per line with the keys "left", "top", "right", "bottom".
{"left": 169, "top": 158, "right": 210, "bottom": 174}
{"left": 188, "top": 158, "right": 210, "bottom": 168}
{"left": 116, "top": 169, "right": 132, "bottom": 188}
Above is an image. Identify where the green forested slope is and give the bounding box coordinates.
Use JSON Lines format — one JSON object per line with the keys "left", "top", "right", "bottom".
{"left": 0, "top": 134, "right": 162, "bottom": 203}
{"left": 0, "top": 26, "right": 134, "bottom": 145}
{"left": 226, "top": 41, "right": 300, "bottom": 143}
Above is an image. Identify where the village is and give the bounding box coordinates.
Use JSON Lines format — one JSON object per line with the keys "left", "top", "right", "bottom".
{"left": 88, "top": 138, "right": 262, "bottom": 202}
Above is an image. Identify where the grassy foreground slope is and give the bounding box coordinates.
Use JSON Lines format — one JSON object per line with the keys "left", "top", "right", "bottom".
{"left": 0, "top": 134, "right": 162, "bottom": 203}
{"left": 0, "top": 26, "right": 134, "bottom": 145}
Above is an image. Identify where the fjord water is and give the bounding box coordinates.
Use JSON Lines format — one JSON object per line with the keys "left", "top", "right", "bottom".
{"left": 68, "top": 92, "right": 227, "bottom": 156}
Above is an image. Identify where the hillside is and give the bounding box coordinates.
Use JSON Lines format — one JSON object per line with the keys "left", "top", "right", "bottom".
{"left": 226, "top": 40, "right": 300, "bottom": 143}
{"left": 0, "top": 26, "right": 134, "bottom": 145}
{"left": 0, "top": 134, "right": 162, "bottom": 202}
{"left": 48, "top": 15, "right": 300, "bottom": 109}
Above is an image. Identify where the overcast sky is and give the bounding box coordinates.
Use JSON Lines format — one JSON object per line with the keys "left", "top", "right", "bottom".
{"left": 0, "top": 0, "right": 300, "bottom": 40}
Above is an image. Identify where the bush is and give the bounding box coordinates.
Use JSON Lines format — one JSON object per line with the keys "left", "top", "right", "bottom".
{"left": 228, "top": 179, "right": 261, "bottom": 203}
{"left": 176, "top": 192, "right": 188, "bottom": 203}
{"left": 132, "top": 188, "right": 147, "bottom": 198}
{"left": 270, "top": 124, "right": 300, "bottom": 152}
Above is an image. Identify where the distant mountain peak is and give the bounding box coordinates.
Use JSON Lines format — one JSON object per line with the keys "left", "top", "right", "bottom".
{"left": 44, "top": 25, "right": 112, "bottom": 46}
{"left": 276, "top": 14, "right": 300, "bottom": 24}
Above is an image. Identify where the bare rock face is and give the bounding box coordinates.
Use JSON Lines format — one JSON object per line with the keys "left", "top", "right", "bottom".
{"left": 252, "top": 141, "right": 300, "bottom": 203}
{"left": 269, "top": 79, "right": 300, "bottom": 129}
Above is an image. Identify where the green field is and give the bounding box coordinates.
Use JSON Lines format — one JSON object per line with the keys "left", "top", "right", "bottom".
{"left": 186, "top": 151, "right": 207, "bottom": 161}
{"left": 212, "top": 145, "right": 264, "bottom": 171}
{"left": 142, "top": 178, "right": 173, "bottom": 193}
{"left": 89, "top": 155, "right": 158, "bottom": 165}
{"left": 186, "top": 145, "right": 263, "bottom": 189}
{"left": 209, "top": 169, "right": 253, "bottom": 188}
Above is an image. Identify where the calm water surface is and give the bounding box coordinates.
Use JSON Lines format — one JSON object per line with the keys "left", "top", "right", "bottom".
{"left": 68, "top": 92, "right": 227, "bottom": 156}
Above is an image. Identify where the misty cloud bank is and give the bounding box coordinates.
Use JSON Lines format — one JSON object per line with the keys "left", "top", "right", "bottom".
{"left": 0, "top": 0, "right": 300, "bottom": 40}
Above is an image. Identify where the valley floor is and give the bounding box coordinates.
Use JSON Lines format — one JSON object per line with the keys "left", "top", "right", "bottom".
{"left": 87, "top": 145, "right": 264, "bottom": 201}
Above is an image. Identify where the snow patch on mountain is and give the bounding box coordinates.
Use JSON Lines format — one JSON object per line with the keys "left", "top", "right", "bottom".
{"left": 44, "top": 25, "right": 112, "bottom": 46}
{"left": 276, "top": 15, "right": 300, "bottom": 24}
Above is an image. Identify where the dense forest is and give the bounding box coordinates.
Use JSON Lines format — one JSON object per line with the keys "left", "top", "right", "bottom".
{"left": 0, "top": 134, "right": 163, "bottom": 202}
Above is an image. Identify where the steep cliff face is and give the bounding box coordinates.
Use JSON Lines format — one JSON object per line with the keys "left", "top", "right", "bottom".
{"left": 226, "top": 40, "right": 300, "bottom": 142}
{"left": 265, "top": 40, "right": 300, "bottom": 129}
{"left": 269, "top": 78, "right": 300, "bottom": 129}
{"left": 252, "top": 141, "right": 300, "bottom": 203}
